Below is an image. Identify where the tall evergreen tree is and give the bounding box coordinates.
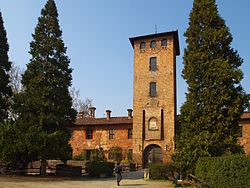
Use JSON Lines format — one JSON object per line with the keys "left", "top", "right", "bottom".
{"left": 0, "top": 12, "right": 12, "bottom": 123}
{"left": 174, "top": 0, "right": 249, "bottom": 170}
{"left": 16, "top": 0, "right": 76, "bottom": 175}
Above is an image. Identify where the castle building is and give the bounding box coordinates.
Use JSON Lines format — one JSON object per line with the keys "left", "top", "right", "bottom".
{"left": 239, "top": 105, "right": 250, "bottom": 153}
{"left": 69, "top": 30, "right": 250, "bottom": 166}
{"left": 70, "top": 107, "right": 133, "bottom": 160}
{"left": 129, "top": 31, "right": 179, "bottom": 165}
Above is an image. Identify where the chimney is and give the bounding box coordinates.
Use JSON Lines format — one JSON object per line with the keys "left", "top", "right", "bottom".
{"left": 106, "top": 110, "right": 111, "bottom": 120}
{"left": 77, "top": 112, "right": 84, "bottom": 119}
{"left": 89, "top": 107, "right": 96, "bottom": 118}
{"left": 127, "top": 109, "right": 133, "bottom": 119}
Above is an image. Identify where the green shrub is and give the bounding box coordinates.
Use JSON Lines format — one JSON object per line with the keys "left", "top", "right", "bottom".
{"left": 195, "top": 155, "right": 250, "bottom": 188}
{"left": 85, "top": 161, "right": 115, "bottom": 177}
{"left": 73, "top": 151, "right": 87, "bottom": 161}
{"left": 108, "top": 146, "right": 123, "bottom": 162}
{"left": 148, "top": 162, "right": 181, "bottom": 180}
{"left": 148, "top": 162, "right": 167, "bottom": 179}
{"left": 55, "top": 164, "right": 82, "bottom": 176}
{"left": 129, "top": 163, "right": 136, "bottom": 171}
{"left": 73, "top": 149, "right": 105, "bottom": 161}
{"left": 165, "top": 162, "right": 180, "bottom": 180}
{"left": 89, "top": 149, "right": 105, "bottom": 161}
{"left": 121, "top": 157, "right": 130, "bottom": 165}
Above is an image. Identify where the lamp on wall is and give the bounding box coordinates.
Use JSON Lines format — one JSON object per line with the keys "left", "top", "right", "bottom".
{"left": 165, "top": 144, "right": 171, "bottom": 152}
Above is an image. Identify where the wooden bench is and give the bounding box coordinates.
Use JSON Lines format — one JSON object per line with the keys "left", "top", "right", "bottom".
{"left": 188, "top": 174, "right": 210, "bottom": 187}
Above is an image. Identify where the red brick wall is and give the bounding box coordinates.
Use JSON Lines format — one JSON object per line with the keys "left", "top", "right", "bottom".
{"left": 70, "top": 124, "right": 133, "bottom": 159}
{"left": 132, "top": 34, "right": 177, "bottom": 164}
{"left": 239, "top": 119, "right": 250, "bottom": 154}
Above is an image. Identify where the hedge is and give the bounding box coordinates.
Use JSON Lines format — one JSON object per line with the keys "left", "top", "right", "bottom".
{"left": 73, "top": 149, "right": 104, "bottom": 161}
{"left": 55, "top": 164, "right": 82, "bottom": 176}
{"left": 148, "top": 163, "right": 167, "bottom": 179}
{"left": 148, "top": 162, "right": 179, "bottom": 180}
{"left": 85, "top": 161, "right": 115, "bottom": 177}
{"left": 195, "top": 155, "right": 250, "bottom": 188}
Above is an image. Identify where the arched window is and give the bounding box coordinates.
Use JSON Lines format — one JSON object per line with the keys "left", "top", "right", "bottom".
{"left": 148, "top": 117, "right": 158, "bottom": 130}
{"left": 150, "top": 40, "right": 156, "bottom": 48}
{"left": 140, "top": 41, "right": 146, "bottom": 49}
{"left": 161, "top": 39, "right": 167, "bottom": 47}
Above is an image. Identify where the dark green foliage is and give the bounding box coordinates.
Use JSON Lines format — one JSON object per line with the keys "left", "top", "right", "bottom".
{"left": 90, "top": 149, "right": 105, "bottom": 161}
{"left": 195, "top": 155, "right": 250, "bottom": 188}
{"left": 73, "top": 150, "right": 88, "bottom": 161}
{"left": 148, "top": 162, "right": 167, "bottom": 180}
{"left": 0, "top": 123, "right": 21, "bottom": 166}
{"left": 174, "top": 0, "right": 249, "bottom": 171}
{"left": 55, "top": 164, "right": 82, "bottom": 176}
{"left": 148, "top": 162, "right": 181, "bottom": 180}
{"left": 165, "top": 163, "right": 181, "bottom": 181}
{"left": 0, "top": 12, "right": 12, "bottom": 122}
{"left": 73, "top": 149, "right": 105, "bottom": 161}
{"left": 108, "top": 146, "right": 123, "bottom": 162}
{"left": 85, "top": 161, "right": 115, "bottom": 177}
{"left": 0, "top": 122, "right": 37, "bottom": 168}
{"left": 13, "top": 0, "right": 76, "bottom": 171}
{"left": 129, "top": 163, "right": 136, "bottom": 171}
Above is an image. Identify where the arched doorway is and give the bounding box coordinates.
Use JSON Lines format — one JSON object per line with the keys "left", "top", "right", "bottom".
{"left": 143, "top": 144, "right": 163, "bottom": 167}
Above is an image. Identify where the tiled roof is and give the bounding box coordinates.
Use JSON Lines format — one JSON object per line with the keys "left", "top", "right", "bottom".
{"left": 72, "top": 112, "right": 249, "bottom": 126}
{"left": 241, "top": 112, "right": 250, "bottom": 120}
{"left": 74, "top": 116, "right": 133, "bottom": 126}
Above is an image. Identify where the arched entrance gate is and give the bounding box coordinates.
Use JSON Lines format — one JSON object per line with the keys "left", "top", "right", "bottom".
{"left": 143, "top": 144, "right": 163, "bottom": 167}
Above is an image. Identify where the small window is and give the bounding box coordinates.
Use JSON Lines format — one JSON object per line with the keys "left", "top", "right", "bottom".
{"left": 128, "top": 128, "right": 133, "bottom": 139}
{"left": 150, "top": 82, "right": 157, "bottom": 97}
{"left": 128, "top": 149, "right": 133, "bottom": 160}
{"left": 86, "top": 130, "right": 93, "bottom": 139}
{"left": 140, "top": 42, "right": 146, "bottom": 49}
{"left": 149, "top": 57, "right": 157, "bottom": 71}
{"left": 149, "top": 117, "right": 158, "bottom": 130}
{"left": 109, "top": 129, "right": 115, "bottom": 139}
{"left": 161, "top": 39, "right": 167, "bottom": 47}
{"left": 150, "top": 40, "right": 156, "bottom": 48}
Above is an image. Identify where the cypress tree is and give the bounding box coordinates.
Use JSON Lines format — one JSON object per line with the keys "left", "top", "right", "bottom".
{"left": 17, "top": 0, "right": 76, "bottom": 175}
{"left": 174, "top": 0, "right": 249, "bottom": 170}
{"left": 0, "top": 12, "right": 12, "bottom": 123}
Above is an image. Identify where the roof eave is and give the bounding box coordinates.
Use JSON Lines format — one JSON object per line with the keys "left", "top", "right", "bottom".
{"left": 129, "top": 30, "right": 180, "bottom": 56}
{"left": 72, "top": 122, "right": 133, "bottom": 127}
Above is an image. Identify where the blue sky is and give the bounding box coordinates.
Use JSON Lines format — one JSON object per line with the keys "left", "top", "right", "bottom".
{"left": 0, "top": 1, "right": 249, "bottom": 117}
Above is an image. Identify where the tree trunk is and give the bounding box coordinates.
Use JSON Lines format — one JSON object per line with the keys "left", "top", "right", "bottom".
{"left": 40, "top": 155, "right": 46, "bottom": 176}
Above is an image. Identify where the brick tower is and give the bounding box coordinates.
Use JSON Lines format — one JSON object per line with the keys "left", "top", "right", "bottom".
{"left": 129, "top": 31, "right": 180, "bottom": 166}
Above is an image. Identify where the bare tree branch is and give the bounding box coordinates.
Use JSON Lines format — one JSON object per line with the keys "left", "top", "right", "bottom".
{"left": 69, "top": 87, "right": 93, "bottom": 116}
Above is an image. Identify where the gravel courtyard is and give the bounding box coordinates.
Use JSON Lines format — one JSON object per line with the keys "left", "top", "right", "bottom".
{"left": 0, "top": 171, "right": 175, "bottom": 188}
